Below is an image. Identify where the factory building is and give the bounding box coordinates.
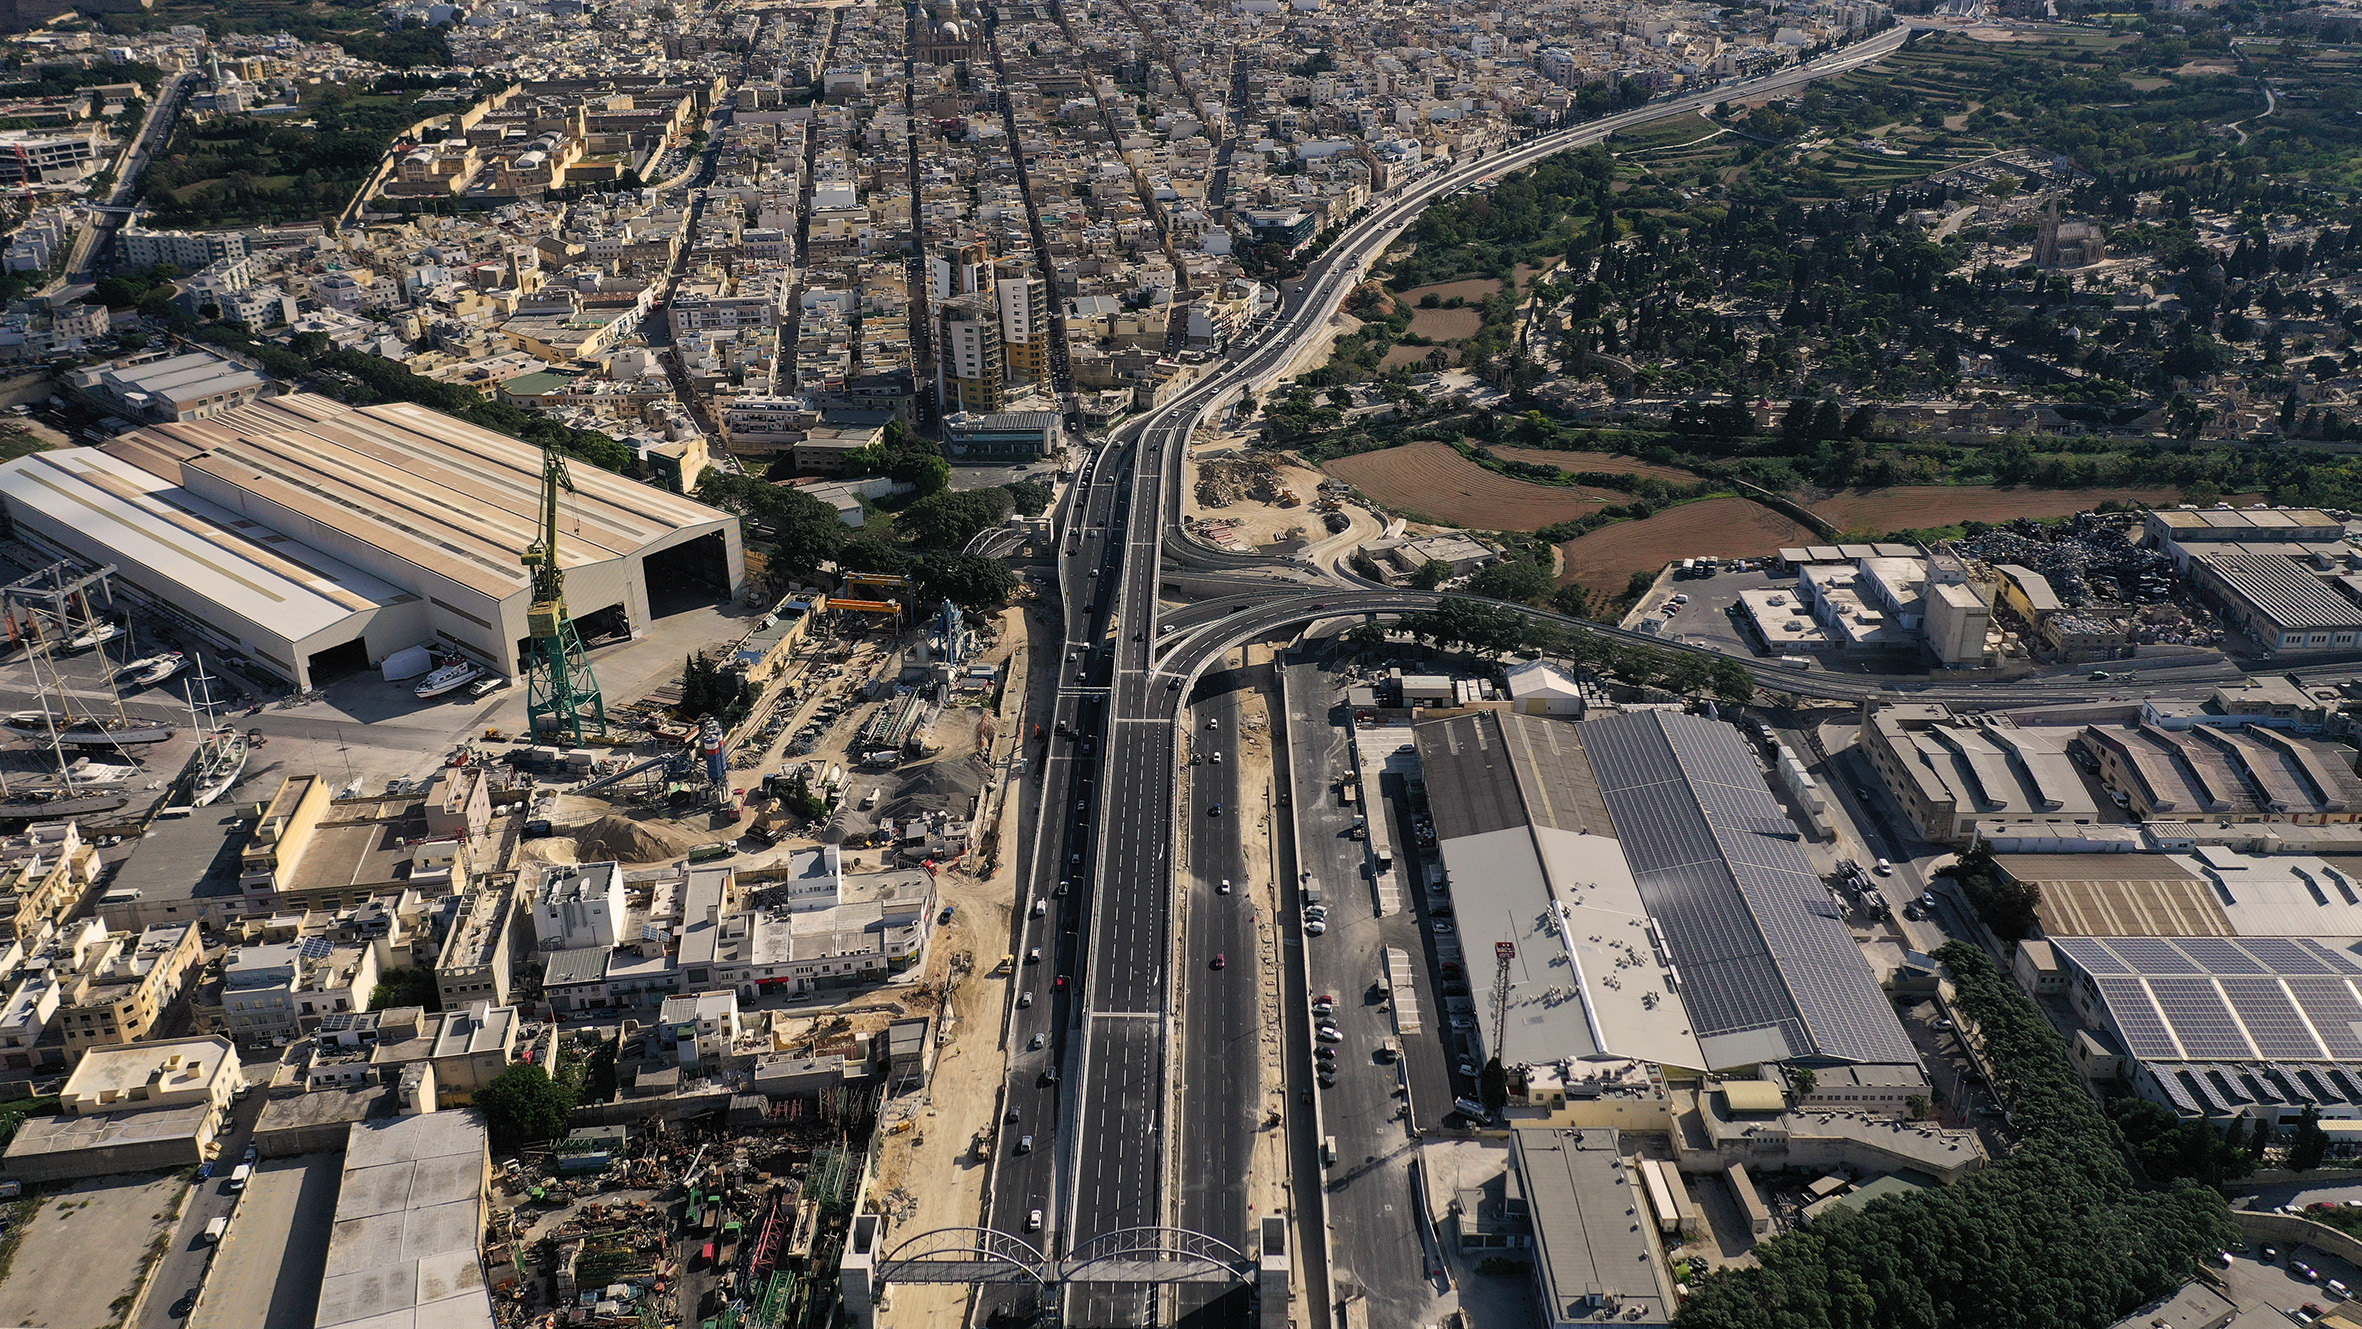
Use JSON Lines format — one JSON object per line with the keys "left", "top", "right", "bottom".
{"left": 1857, "top": 703, "right": 2100, "bottom": 843}
{"left": 0, "top": 394, "right": 742, "bottom": 692}
{"left": 2142, "top": 506, "right": 2362, "bottom": 655}
{"left": 1415, "top": 709, "right": 1921, "bottom": 1075}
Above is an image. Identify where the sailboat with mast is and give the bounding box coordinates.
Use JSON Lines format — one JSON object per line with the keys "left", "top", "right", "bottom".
{"left": 183, "top": 665, "right": 246, "bottom": 807}
{"left": 2, "top": 601, "right": 176, "bottom": 747}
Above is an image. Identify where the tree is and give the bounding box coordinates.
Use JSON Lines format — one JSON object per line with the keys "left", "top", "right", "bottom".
{"left": 474, "top": 1062, "right": 576, "bottom": 1150}
{"left": 1005, "top": 479, "right": 1053, "bottom": 517}
{"left": 917, "top": 552, "right": 1018, "bottom": 608}
{"left": 1550, "top": 583, "right": 1594, "bottom": 619}
{"left": 1480, "top": 1057, "right": 1510, "bottom": 1113}
{"left": 837, "top": 535, "right": 916, "bottom": 578}
{"left": 2289, "top": 1103, "right": 2329, "bottom": 1172}
{"left": 899, "top": 488, "right": 1014, "bottom": 549}
{"left": 1904, "top": 1093, "right": 1931, "bottom": 1121}
{"left": 696, "top": 474, "right": 846, "bottom": 580}
{"left": 1344, "top": 620, "right": 1391, "bottom": 651}
{"left": 1789, "top": 1067, "right": 1818, "bottom": 1099}
{"left": 1941, "top": 846, "right": 2043, "bottom": 943}
{"left": 367, "top": 968, "right": 438, "bottom": 1012}
{"left": 1465, "top": 558, "right": 1554, "bottom": 605}
{"left": 1413, "top": 558, "right": 1453, "bottom": 590}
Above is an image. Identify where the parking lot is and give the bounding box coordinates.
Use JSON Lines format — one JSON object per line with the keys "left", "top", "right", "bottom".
{"left": 192, "top": 1154, "right": 340, "bottom": 1329}
{"left": 0, "top": 1171, "right": 186, "bottom": 1329}
{"left": 2221, "top": 1243, "right": 2362, "bottom": 1327}
{"left": 1631, "top": 565, "right": 1784, "bottom": 657}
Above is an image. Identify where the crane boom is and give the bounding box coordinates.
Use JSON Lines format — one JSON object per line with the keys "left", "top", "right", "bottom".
{"left": 521, "top": 443, "right": 606, "bottom": 742}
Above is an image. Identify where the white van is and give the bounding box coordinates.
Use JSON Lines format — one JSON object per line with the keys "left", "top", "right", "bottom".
{"left": 204, "top": 1216, "right": 229, "bottom": 1244}
{"left": 227, "top": 1164, "right": 252, "bottom": 1192}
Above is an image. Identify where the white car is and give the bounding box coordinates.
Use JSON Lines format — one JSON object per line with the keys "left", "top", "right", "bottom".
{"left": 1317, "top": 1025, "right": 1343, "bottom": 1042}
{"left": 1218, "top": 878, "right": 1232, "bottom": 894}
{"left": 1305, "top": 920, "right": 1327, "bottom": 935}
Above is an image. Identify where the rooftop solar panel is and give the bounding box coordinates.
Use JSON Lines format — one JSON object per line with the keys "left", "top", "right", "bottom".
{"left": 2300, "top": 940, "right": 2362, "bottom": 974}
{"left": 2178, "top": 938, "right": 2270, "bottom": 975}
{"left": 2288, "top": 978, "right": 2362, "bottom": 1059}
{"left": 2148, "top": 977, "right": 2255, "bottom": 1060}
{"left": 1583, "top": 711, "right": 1917, "bottom": 1065}
{"left": 2095, "top": 976, "right": 2181, "bottom": 1058}
{"left": 2218, "top": 978, "right": 2326, "bottom": 1060}
{"left": 2241, "top": 938, "right": 2338, "bottom": 974}
{"left": 2052, "top": 936, "right": 2131, "bottom": 974}
{"left": 2110, "top": 937, "right": 2205, "bottom": 974}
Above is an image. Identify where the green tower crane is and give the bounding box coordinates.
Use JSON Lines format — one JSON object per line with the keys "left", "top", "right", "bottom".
{"left": 521, "top": 443, "right": 607, "bottom": 743}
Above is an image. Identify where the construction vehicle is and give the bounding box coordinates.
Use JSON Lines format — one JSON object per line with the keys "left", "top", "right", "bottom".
{"left": 991, "top": 953, "right": 1015, "bottom": 976}
{"left": 973, "top": 1131, "right": 993, "bottom": 1161}
{"left": 520, "top": 443, "right": 607, "bottom": 743}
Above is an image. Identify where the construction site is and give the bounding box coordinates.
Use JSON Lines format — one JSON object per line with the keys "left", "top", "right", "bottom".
{"left": 1183, "top": 441, "right": 1379, "bottom": 558}
{"left": 487, "top": 1082, "right": 884, "bottom": 1329}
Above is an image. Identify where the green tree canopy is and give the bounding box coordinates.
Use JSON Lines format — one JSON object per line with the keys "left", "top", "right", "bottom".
{"left": 474, "top": 1062, "right": 576, "bottom": 1150}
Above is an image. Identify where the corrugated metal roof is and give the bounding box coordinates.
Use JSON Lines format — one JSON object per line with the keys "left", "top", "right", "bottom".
{"left": 2200, "top": 553, "right": 2362, "bottom": 630}
{"left": 1584, "top": 710, "right": 1918, "bottom": 1066}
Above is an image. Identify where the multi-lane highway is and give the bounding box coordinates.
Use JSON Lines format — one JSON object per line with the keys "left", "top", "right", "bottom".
{"left": 976, "top": 23, "right": 2101, "bottom": 1326}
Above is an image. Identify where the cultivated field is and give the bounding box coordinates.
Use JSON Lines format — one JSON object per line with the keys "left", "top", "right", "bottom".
{"left": 1397, "top": 278, "right": 1502, "bottom": 304}
{"left": 1556, "top": 497, "right": 1816, "bottom": 592}
{"left": 1811, "top": 485, "right": 2268, "bottom": 533}
{"left": 1326, "top": 440, "right": 1617, "bottom": 528}
{"left": 1487, "top": 446, "right": 1697, "bottom": 483}
{"left": 1407, "top": 307, "right": 1484, "bottom": 340}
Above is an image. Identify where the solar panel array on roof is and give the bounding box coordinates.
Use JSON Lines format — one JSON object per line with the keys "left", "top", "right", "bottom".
{"left": 2060, "top": 936, "right": 2362, "bottom": 1065}
{"left": 2094, "top": 976, "right": 2180, "bottom": 1058}
{"left": 2147, "top": 977, "right": 2252, "bottom": 1059}
{"left": 2288, "top": 979, "right": 2362, "bottom": 1059}
{"left": 2218, "top": 978, "right": 2326, "bottom": 1060}
{"left": 1583, "top": 711, "right": 1917, "bottom": 1065}
{"left": 2052, "top": 936, "right": 2129, "bottom": 973}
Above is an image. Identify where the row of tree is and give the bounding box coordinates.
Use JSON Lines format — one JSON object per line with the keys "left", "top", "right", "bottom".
{"left": 1678, "top": 942, "right": 2238, "bottom": 1329}
{"left": 1358, "top": 596, "right": 1756, "bottom": 704}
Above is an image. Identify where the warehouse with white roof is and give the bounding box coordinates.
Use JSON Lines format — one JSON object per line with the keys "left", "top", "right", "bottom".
{"left": 0, "top": 394, "right": 741, "bottom": 691}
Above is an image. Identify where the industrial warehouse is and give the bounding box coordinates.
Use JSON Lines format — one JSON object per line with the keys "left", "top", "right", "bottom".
{"left": 0, "top": 394, "right": 742, "bottom": 692}
{"left": 1413, "top": 708, "right": 1923, "bottom": 1077}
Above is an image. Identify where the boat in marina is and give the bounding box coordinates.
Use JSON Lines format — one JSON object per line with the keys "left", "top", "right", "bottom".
{"left": 190, "top": 728, "right": 248, "bottom": 806}
{"left": 1, "top": 711, "right": 177, "bottom": 745}
{"left": 65, "top": 621, "right": 120, "bottom": 652}
{"left": 131, "top": 653, "right": 185, "bottom": 687}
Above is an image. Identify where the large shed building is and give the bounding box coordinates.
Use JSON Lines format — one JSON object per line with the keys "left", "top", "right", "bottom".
{"left": 0, "top": 394, "right": 741, "bottom": 691}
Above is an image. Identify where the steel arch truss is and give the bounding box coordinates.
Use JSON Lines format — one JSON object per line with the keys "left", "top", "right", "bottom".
{"left": 876, "top": 1226, "right": 1052, "bottom": 1287}
{"left": 1059, "top": 1226, "right": 1254, "bottom": 1287}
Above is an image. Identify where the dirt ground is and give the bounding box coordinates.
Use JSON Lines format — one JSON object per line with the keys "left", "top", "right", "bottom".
{"left": 1279, "top": 311, "right": 1366, "bottom": 382}
{"left": 1406, "top": 308, "right": 1483, "bottom": 340}
{"left": 1395, "top": 279, "right": 1502, "bottom": 305}
{"left": 1228, "top": 650, "right": 1290, "bottom": 1231}
{"left": 1184, "top": 445, "right": 1340, "bottom": 549}
{"left": 1380, "top": 344, "right": 1457, "bottom": 371}
{"left": 1811, "top": 485, "right": 2269, "bottom": 534}
{"left": 860, "top": 608, "right": 1039, "bottom": 1326}
{"left": 1326, "top": 440, "right": 1620, "bottom": 529}
{"left": 1556, "top": 497, "right": 1818, "bottom": 592}
{"left": 0, "top": 1172, "right": 186, "bottom": 1329}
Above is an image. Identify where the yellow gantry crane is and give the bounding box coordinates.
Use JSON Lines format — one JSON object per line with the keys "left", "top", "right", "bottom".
{"left": 521, "top": 443, "right": 607, "bottom": 743}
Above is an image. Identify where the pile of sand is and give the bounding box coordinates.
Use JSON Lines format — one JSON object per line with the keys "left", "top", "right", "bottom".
{"left": 570, "top": 814, "right": 702, "bottom": 863}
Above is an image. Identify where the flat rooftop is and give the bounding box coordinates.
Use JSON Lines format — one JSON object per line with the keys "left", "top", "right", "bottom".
{"left": 1511, "top": 1128, "right": 1673, "bottom": 1326}
{"left": 1417, "top": 712, "right": 1701, "bottom": 1069}
{"left": 100, "top": 804, "right": 249, "bottom": 913}
{"left": 315, "top": 1112, "right": 493, "bottom": 1329}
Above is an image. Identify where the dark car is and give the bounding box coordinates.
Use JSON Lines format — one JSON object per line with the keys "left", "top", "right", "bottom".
{"left": 1209, "top": 803, "right": 1223, "bottom": 816}
{"left": 1212, "top": 953, "right": 1227, "bottom": 970}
